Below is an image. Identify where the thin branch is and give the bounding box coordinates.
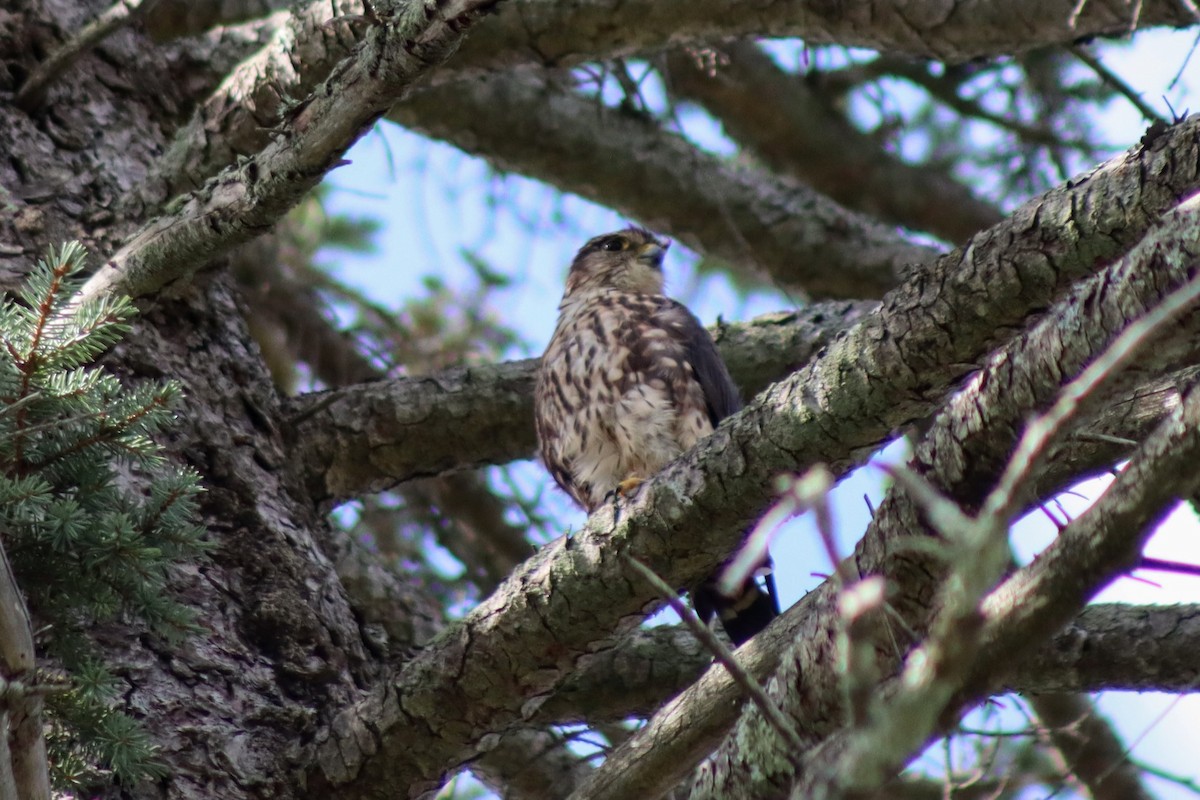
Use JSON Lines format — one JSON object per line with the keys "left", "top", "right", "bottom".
{"left": 663, "top": 41, "right": 1003, "bottom": 243}
{"left": 623, "top": 555, "right": 803, "bottom": 751}
{"left": 1068, "top": 44, "right": 1169, "bottom": 126}
{"left": 1136, "top": 555, "right": 1200, "bottom": 576}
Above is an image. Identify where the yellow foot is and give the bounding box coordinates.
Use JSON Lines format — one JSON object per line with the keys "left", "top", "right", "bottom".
{"left": 617, "top": 475, "right": 645, "bottom": 496}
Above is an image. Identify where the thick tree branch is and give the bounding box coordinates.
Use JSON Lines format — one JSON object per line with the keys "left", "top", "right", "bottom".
{"left": 576, "top": 159, "right": 1200, "bottom": 800}
{"left": 689, "top": 188, "right": 1200, "bottom": 800}
{"left": 1027, "top": 693, "right": 1153, "bottom": 800}
{"left": 784, "top": 378, "right": 1200, "bottom": 797}
{"left": 450, "top": 0, "right": 1197, "bottom": 74}
{"left": 288, "top": 301, "right": 872, "bottom": 502}
{"left": 1011, "top": 603, "right": 1200, "bottom": 693}
{"left": 304, "top": 124, "right": 1200, "bottom": 797}
{"left": 663, "top": 41, "right": 1004, "bottom": 243}
{"left": 536, "top": 604, "right": 1200, "bottom": 727}
{"left": 142, "top": 0, "right": 1200, "bottom": 70}
{"left": 292, "top": 116, "right": 1200, "bottom": 503}
{"left": 79, "top": 0, "right": 503, "bottom": 305}
{"left": 391, "top": 71, "right": 937, "bottom": 299}
{"left": 143, "top": 1, "right": 360, "bottom": 204}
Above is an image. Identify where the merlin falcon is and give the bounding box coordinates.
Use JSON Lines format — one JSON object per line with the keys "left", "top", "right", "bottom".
{"left": 534, "top": 227, "right": 778, "bottom": 645}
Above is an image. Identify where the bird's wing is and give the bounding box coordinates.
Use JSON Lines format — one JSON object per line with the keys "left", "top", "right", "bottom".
{"left": 653, "top": 300, "right": 743, "bottom": 424}
{"left": 654, "top": 300, "right": 780, "bottom": 645}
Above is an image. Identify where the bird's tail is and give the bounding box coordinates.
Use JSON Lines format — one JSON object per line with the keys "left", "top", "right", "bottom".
{"left": 693, "top": 561, "right": 779, "bottom": 646}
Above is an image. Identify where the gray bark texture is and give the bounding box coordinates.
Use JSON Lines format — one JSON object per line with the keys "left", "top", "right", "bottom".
{"left": 1, "top": 0, "right": 1198, "bottom": 799}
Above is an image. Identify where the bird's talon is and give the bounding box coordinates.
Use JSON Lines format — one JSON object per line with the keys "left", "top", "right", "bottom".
{"left": 617, "top": 476, "right": 645, "bottom": 496}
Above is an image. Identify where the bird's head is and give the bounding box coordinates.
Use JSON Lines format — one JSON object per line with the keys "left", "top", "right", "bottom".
{"left": 563, "top": 228, "right": 670, "bottom": 298}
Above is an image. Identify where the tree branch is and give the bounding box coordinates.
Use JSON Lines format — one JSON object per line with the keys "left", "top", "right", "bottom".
{"left": 1026, "top": 693, "right": 1154, "bottom": 800}
{"left": 303, "top": 125, "right": 1200, "bottom": 797}
{"left": 79, "top": 0, "right": 503, "bottom": 305}
{"left": 0, "top": 536, "right": 51, "bottom": 800}
{"left": 662, "top": 41, "right": 1003, "bottom": 243}
{"left": 291, "top": 116, "right": 1200, "bottom": 503}
{"left": 576, "top": 158, "right": 1200, "bottom": 800}
{"left": 288, "top": 301, "right": 872, "bottom": 502}
{"left": 390, "top": 71, "right": 937, "bottom": 299}
{"left": 1010, "top": 603, "right": 1200, "bottom": 694}
{"left": 535, "top": 604, "right": 1200, "bottom": 728}
{"left": 450, "top": 0, "right": 1198, "bottom": 74}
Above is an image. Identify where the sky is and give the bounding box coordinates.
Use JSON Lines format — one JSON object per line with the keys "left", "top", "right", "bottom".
{"left": 319, "top": 27, "right": 1200, "bottom": 800}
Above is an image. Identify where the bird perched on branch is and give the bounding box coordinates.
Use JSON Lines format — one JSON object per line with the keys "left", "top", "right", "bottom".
{"left": 534, "top": 227, "right": 778, "bottom": 645}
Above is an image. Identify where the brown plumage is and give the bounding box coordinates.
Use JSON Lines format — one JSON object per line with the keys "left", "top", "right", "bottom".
{"left": 534, "top": 227, "right": 777, "bottom": 645}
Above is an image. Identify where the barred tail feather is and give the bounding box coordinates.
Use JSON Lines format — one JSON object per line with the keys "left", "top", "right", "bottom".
{"left": 694, "top": 564, "right": 779, "bottom": 646}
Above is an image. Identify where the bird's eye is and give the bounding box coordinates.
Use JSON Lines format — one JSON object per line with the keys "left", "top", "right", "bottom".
{"left": 600, "top": 238, "right": 625, "bottom": 252}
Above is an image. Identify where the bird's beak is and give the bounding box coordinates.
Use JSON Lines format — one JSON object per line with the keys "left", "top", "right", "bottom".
{"left": 637, "top": 239, "right": 669, "bottom": 268}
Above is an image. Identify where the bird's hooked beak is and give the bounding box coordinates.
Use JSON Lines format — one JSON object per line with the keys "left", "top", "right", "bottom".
{"left": 637, "top": 238, "right": 670, "bottom": 269}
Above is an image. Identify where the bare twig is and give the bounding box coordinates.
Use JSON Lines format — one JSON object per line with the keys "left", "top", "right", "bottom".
{"left": 720, "top": 466, "right": 835, "bottom": 597}
{"left": 1136, "top": 556, "right": 1200, "bottom": 576}
{"left": 622, "top": 555, "right": 803, "bottom": 752}
{"left": 1068, "top": 45, "right": 1169, "bottom": 126}
{"left": 838, "top": 577, "right": 889, "bottom": 726}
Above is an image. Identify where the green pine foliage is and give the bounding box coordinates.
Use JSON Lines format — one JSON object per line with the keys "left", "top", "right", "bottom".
{"left": 0, "top": 242, "right": 207, "bottom": 792}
